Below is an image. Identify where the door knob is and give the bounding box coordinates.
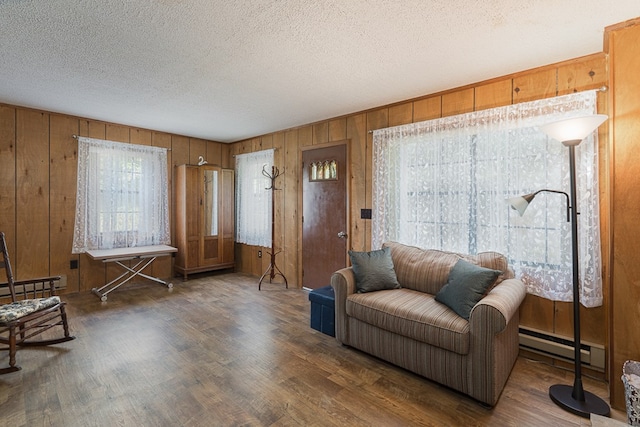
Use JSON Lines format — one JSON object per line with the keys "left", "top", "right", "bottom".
{"left": 337, "top": 231, "right": 348, "bottom": 239}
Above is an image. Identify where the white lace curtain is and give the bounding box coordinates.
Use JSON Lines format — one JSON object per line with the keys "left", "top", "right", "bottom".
{"left": 235, "top": 149, "right": 274, "bottom": 247}
{"left": 72, "top": 137, "right": 170, "bottom": 253}
{"left": 372, "top": 91, "right": 602, "bottom": 307}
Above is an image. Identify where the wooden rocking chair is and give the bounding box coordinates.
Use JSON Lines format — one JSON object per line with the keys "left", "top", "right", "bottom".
{"left": 0, "top": 232, "right": 75, "bottom": 374}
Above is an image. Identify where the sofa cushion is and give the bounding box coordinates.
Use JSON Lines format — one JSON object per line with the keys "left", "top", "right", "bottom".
{"left": 349, "top": 246, "right": 401, "bottom": 293}
{"left": 469, "top": 251, "right": 514, "bottom": 283}
{"left": 435, "top": 259, "right": 502, "bottom": 320}
{"left": 346, "top": 288, "right": 470, "bottom": 354}
{"left": 383, "top": 242, "right": 513, "bottom": 294}
{"left": 382, "top": 243, "right": 460, "bottom": 294}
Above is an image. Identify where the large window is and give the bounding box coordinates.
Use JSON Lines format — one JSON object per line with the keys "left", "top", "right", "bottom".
{"left": 235, "top": 149, "right": 274, "bottom": 247}
{"left": 72, "top": 137, "right": 169, "bottom": 253}
{"left": 372, "top": 91, "right": 602, "bottom": 307}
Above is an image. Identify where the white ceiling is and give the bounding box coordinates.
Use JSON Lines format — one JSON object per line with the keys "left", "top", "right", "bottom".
{"left": 1, "top": 1, "right": 639, "bottom": 143}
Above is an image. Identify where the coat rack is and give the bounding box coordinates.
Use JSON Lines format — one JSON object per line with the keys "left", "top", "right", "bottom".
{"left": 258, "top": 165, "right": 288, "bottom": 290}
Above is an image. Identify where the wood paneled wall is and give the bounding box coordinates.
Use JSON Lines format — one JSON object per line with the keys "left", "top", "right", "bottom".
{"left": 608, "top": 18, "right": 640, "bottom": 410}
{"left": 0, "top": 106, "right": 229, "bottom": 294}
{"left": 230, "top": 52, "right": 612, "bottom": 373}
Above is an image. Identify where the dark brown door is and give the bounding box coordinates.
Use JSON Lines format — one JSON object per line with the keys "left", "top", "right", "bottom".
{"left": 302, "top": 144, "right": 348, "bottom": 289}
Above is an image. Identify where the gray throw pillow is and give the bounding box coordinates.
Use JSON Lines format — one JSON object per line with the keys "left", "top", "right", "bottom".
{"left": 435, "top": 259, "right": 502, "bottom": 320}
{"left": 349, "top": 247, "right": 401, "bottom": 293}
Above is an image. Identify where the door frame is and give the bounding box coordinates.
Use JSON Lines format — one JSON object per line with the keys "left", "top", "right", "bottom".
{"left": 298, "top": 139, "right": 351, "bottom": 287}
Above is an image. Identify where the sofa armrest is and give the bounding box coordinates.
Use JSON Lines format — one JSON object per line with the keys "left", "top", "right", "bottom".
{"left": 467, "top": 277, "right": 526, "bottom": 405}
{"left": 470, "top": 278, "right": 526, "bottom": 330}
{"left": 331, "top": 267, "right": 357, "bottom": 344}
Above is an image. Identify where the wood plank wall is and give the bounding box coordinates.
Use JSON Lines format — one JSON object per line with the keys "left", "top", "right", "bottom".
{"left": 230, "top": 52, "right": 611, "bottom": 373}
{"left": 608, "top": 18, "right": 640, "bottom": 410}
{"left": 0, "top": 107, "right": 229, "bottom": 294}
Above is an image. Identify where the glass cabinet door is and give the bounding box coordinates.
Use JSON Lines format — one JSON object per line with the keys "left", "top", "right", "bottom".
{"left": 202, "top": 168, "right": 220, "bottom": 265}
{"left": 203, "top": 169, "right": 218, "bottom": 237}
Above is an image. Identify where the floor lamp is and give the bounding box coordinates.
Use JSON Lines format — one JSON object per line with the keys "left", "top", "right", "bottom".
{"left": 507, "top": 114, "right": 610, "bottom": 418}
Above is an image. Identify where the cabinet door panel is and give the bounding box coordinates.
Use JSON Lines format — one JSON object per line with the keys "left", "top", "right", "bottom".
{"left": 186, "top": 240, "right": 199, "bottom": 268}
{"left": 202, "top": 236, "right": 219, "bottom": 263}
{"left": 200, "top": 166, "right": 221, "bottom": 266}
{"left": 185, "top": 167, "right": 200, "bottom": 239}
{"left": 202, "top": 168, "right": 218, "bottom": 237}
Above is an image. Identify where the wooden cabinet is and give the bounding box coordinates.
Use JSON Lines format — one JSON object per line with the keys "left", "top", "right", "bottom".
{"left": 175, "top": 164, "right": 235, "bottom": 279}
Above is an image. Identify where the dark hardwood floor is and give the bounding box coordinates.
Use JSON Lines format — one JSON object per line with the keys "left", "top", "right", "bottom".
{"left": 0, "top": 273, "right": 627, "bottom": 426}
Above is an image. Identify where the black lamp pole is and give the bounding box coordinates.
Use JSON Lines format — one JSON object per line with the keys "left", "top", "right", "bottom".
{"left": 547, "top": 141, "right": 610, "bottom": 418}
{"left": 509, "top": 114, "right": 610, "bottom": 417}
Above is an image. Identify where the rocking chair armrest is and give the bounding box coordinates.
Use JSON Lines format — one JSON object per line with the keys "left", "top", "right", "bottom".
{"left": 12, "top": 276, "right": 61, "bottom": 286}
{"left": 12, "top": 276, "right": 61, "bottom": 294}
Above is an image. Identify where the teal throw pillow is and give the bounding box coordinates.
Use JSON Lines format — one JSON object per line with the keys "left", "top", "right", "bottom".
{"left": 435, "top": 259, "right": 502, "bottom": 320}
{"left": 349, "top": 247, "right": 401, "bottom": 293}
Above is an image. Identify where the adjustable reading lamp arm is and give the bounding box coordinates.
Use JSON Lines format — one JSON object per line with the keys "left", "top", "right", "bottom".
{"left": 527, "top": 189, "right": 571, "bottom": 222}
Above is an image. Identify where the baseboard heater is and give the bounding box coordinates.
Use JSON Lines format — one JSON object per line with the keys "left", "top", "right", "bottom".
{"left": 519, "top": 327, "right": 605, "bottom": 371}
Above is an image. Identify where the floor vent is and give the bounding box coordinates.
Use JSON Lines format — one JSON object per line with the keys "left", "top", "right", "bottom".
{"left": 519, "top": 327, "right": 605, "bottom": 371}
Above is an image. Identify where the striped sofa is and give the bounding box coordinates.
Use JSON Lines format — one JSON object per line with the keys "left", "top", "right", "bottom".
{"left": 331, "top": 242, "right": 526, "bottom": 406}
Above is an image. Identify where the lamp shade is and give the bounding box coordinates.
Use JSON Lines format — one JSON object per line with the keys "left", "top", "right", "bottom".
{"left": 539, "top": 114, "right": 607, "bottom": 143}
{"left": 506, "top": 195, "right": 531, "bottom": 216}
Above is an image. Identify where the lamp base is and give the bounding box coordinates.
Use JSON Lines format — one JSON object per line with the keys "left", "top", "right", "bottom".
{"left": 549, "top": 384, "right": 610, "bottom": 418}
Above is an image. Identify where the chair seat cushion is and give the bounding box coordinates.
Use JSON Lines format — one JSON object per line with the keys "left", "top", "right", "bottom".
{"left": 0, "top": 296, "right": 61, "bottom": 323}
{"left": 346, "top": 289, "right": 470, "bottom": 354}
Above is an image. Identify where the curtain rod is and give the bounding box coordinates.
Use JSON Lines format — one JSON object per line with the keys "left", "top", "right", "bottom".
{"left": 72, "top": 134, "right": 277, "bottom": 155}
{"left": 367, "top": 86, "right": 608, "bottom": 134}
{"left": 232, "top": 148, "right": 278, "bottom": 157}
{"left": 72, "top": 135, "right": 172, "bottom": 150}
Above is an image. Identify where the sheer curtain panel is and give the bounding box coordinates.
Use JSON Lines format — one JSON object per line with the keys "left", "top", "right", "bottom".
{"left": 72, "top": 137, "right": 170, "bottom": 254}
{"left": 372, "top": 91, "right": 602, "bottom": 307}
{"left": 235, "top": 149, "right": 274, "bottom": 247}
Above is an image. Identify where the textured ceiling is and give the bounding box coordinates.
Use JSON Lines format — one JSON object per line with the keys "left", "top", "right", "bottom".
{"left": 1, "top": 1, "right": 639, "bottom": 143}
